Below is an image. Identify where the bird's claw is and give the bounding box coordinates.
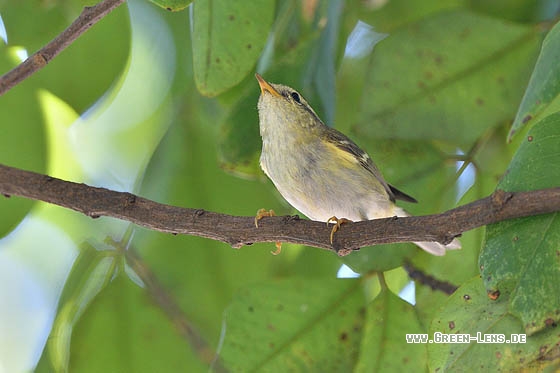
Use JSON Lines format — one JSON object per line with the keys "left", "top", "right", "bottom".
{"left": 255, "top": 209, "right": 282, "bottom": 254}
{"left": 255, "top": 208, "right": 275, "bottom": 228}
{"left": 327, "top": 216, "right": 353, "bottom": 244}
{"left": 271, "top": 241, "right": 282, "bottom": 255}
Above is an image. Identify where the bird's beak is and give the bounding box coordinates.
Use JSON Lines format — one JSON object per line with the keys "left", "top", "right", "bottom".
{"left": 255, "top": 73, "right": 281, "bottom": 97}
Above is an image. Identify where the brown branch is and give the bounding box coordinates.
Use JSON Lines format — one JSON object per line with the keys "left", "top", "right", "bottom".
{"left": 0, "top": 0, "right": 125, "bottom": 96}
{"left": 1, "top": 163, "right": 559, "bottom": 255}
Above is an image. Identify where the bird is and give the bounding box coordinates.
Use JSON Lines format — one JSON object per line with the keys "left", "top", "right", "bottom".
{"left": 254, "top": 73, "right": 461, "bottom": 255}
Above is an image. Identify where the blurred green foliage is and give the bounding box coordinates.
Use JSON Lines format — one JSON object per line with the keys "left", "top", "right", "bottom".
{"left": 0, "top": 0, "right": 559, "bottom": 371}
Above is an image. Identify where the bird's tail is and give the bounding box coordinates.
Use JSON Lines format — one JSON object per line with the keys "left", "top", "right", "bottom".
{"left": 393, "top": 207, "right": 461, "bottom": 256}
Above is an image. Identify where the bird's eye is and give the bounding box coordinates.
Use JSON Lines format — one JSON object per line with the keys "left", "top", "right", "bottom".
{"left": 290, "top": 92, "right": 301, "bottom": 104}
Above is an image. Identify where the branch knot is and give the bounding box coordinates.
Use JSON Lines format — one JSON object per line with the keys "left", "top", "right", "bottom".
{"left": 491, "top": 189, "right": 513, "bottom": 209}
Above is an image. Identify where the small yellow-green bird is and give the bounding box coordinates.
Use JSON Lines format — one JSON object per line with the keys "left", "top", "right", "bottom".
{"left": 255, "top": 74, "right": 460, "bottom": 255}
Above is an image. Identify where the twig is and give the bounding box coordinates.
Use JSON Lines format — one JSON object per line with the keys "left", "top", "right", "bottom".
{"left": 1, "top": 163, "right": 559, "bottom": 255}
{"left": 0, "top": 0, "right": 125, "bottom": 96}
{"left": 403, "top": 263, "right": 458, "bottom": 295}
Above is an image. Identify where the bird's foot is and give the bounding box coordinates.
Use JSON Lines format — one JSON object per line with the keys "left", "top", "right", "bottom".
{"left": 255, "top": 208, "right": 275, "bottom": 227}
{"left": 255, "top": 209, "right": 282, "bottom": 254}
{"left": 327, "top": 216, "right": 353, "bottom": 244}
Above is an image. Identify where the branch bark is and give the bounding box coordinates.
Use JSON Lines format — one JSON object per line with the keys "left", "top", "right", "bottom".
{"left": 0, "top": 0, "right": 125, "bottom": 96}
{"left": 1, "top": 163, "right": 559, "bottom": 256}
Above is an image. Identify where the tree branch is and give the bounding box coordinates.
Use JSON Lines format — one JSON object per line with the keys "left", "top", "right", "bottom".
{"left": 1, "top": 163, "right": 559, "bottom": 256}
{"left": 0, "top": 0, "right": 125, "bottom": 96}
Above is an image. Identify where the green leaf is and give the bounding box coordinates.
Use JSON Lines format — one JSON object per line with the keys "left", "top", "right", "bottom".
{"left": 218, "top": 83, "right": 263, "bottom": 177}
{"left": 430, "top": 277, "right": 559, "bottom": 372}
{"left": 509, "top": 20, "right": 560, "bottom": 140}
{"left": 192, "top": 0, "right": 275, "bottom": 96}
{"left": 345, "top": 0, "right": 464, "bottom": 33}
{"left": 218, "top": 278, "right": 365, "bottom": 372}
{"left": 480, "top": 113, "right": 560, "bottom": 335}
{"left": 468, "top": 0, "right": 554, "bottom": 23}
{"left": 356, "top": 288, "right": 426, "bottom": 372}
{"left": 68, "top": 275, "right": 206, "bottom": 372}
{"left": 354, "top": 9, "right": 540, "bottom": 145}
{"left": 149, "top": 0, "right": 193, "bottom": 12}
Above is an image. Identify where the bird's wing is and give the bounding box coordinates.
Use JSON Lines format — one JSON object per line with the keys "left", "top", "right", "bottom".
{"left": 324, "top": 128, "right": 416, "bottom": 203}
